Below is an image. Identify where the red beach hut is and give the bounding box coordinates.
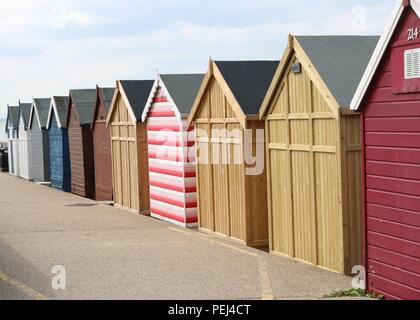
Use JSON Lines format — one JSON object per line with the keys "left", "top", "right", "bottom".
{"left": 141, "top": 74, "right": 204, "bottom": 227}
{"left": 351, "top": 0, "right": 420, "bottom": 300}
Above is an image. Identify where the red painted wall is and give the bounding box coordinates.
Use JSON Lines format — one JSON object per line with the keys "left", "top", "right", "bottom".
{"left": 361, "top": 6, "right": 420, "bottom": 300}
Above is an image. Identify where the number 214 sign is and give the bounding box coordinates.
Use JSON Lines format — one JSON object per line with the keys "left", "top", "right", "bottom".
{"left": 408, "top": 27, "right": 419, "bottom": 41}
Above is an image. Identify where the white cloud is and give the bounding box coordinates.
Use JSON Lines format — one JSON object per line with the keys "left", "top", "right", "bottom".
{"left": 0, "top": 1, "right": 395, "bottom": 120}
{"left": 49, "top": 5, "right": 102, "bottom": 30}
{"left": 0, "top": 0, "right": 111, "bottom": 36}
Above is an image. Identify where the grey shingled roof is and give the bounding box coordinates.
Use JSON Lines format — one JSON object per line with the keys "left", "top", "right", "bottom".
{"left": 33, "top": 98, "right": 52, "bottom": 128}
{"left": 119, "top": 80, "right": 155, "bottom": 120}
{"left": 69, "top": 89, "right": 97, "bottom": 125}
{"left": 52, "top": 96, "right": 70, "bottom": 128}
{"left": 215, "top": 61, "right": 279, "bottom": 115}
{"left": 98, "top": 87, "right": 115, "bottom": 113}
{"left": 160, "top": 74, "right": 205, "bottom": 116}
{"left": 19, "top": 102, "right": 32, "bottom": 129}
{"left": 295, "top": 36, "right": 380, "bottom": 107}
{"left": 7, "top": 105, "right": 20, "bottom": 129}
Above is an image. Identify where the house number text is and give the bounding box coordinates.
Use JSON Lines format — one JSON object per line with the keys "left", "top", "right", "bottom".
{"left": 408, "top": 27, "right": 419, "bottom": 41}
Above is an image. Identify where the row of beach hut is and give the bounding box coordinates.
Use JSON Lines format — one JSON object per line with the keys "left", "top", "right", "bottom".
{"left": 5, "top": 0, "right": 420, "bottom": 300}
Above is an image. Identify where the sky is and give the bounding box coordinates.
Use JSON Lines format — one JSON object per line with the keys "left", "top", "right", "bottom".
{"left": 0, "top": 0, "right": 396, "bottom": 119}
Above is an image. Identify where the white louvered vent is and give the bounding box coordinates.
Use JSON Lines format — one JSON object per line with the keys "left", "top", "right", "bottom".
{"left": 404, "top": 48, "right": 420, "bottom": 79}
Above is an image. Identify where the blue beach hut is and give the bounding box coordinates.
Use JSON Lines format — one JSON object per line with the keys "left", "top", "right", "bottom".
{"left": 46, "top": 96, "right": 71, "bottom": 191}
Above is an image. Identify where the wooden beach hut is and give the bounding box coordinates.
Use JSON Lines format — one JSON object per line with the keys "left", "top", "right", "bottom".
{"left": 46, "top": 96, "right": 71, "bottom": 192}
{"left": 91, "top": 86, "right": 115, "bottom": 201}
{"left": 29, "top": 98, "right": 51, "bottom": 183}
{"left": 259, "top": 35, "right": 379, "bottom": 274}
{"left": 106, "top": 80, "right": 154, "bottom": 214}
{"left": 6, "top": 105, "right": 20, "bottom": 176}
{"left": 188, "top": 60, "right": 278, "bottom": 247}
{"left": 67, "top": 89, "right": 97, "bottom": 199}
{"left": 17, "top": 101, "right": 33, "bottom": 180}
{"left": 142, "top": 74, "right": 204, "bottom": 227}
{"left": 350, "top": 0, "right": 420, "bottom": 299}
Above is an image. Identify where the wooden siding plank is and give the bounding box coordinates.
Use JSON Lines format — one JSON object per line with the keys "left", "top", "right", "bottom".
{"left": 366, "top": 146, "right": 420, "bottom": 165}
{"left": 368, "top": 273, "right": 420, "bottom": 300}
{"left": 367, "top": 203, "right": 420, "bottom": 227}
{"left": 367, "top": 217, "right": 420, "bottom": 243}
{"left": 365, "top": 132, "right": 420, "bottom": 148}
{"left": 367, "top": 245, "right": 420, "bottom": 275}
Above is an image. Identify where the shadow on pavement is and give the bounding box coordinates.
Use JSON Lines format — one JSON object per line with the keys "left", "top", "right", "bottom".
{"left": 0, "top": 239, "right": 55, "bottom": 300}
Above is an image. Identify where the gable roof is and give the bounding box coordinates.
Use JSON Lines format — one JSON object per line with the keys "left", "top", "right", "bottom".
{"left": 160, "top": 74, "right": 205, "bottom": 116}
{"left": 47, "top": 96, "right": 70, "bottom": 129}
{"left": 98, "top": 87, "right": 115, "bottom": 113}
{"left": 188, "top": 59, "right": 279, "bottom": 128}
{"left": 215, "top": 61, "right": 279, "bottom": 115}
{"left": 69, "top": 89, "right": 97, "bottom": 125}
{"left": 296, "top": 36, "right": 379, "bottom": 107}
{"left": 351, "top": 0, "right": 420, "bottom": 110}
{"left": 19, "top": 101, "right": 32, "bottom": 129}
{"left": 91, "top": 86, "right": 116, "bottom": 129}
{"left": 119, "top": 80, "right": 155, "bottom": 121}
{"left": 30, "top": 98, "right": 52, "bottom": 129}
{"left": 6, "top": 105, "right": 20, "bottom": 130}
{"left": 142, "top": 74, "right": 205, "bottom": 121}
{"left": 260, "top": 35, "right": 379, "bottom": 118}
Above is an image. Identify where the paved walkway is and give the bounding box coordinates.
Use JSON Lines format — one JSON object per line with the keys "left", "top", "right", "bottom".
{"left": 0, "top": 173, "right": 352, "bottom": 300}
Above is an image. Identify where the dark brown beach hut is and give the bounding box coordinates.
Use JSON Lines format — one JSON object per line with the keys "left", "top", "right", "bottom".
{"left": 91, "top": 86, "right": 115, "bottom": 201}
{"left": 67, "top": 89, "right": 97, "bottom": 199}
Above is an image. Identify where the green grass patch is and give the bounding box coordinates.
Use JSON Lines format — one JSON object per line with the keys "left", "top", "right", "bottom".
{"left": 324, "top": 288, "right": 384, "bottom": 300}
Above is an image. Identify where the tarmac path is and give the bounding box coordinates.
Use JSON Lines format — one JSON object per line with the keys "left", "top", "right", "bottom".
{"left": 0, "top": 173, "right": 352, "bottom": 300}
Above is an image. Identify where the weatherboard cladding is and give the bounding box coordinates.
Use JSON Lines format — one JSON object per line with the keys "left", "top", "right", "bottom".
{"left": 145, "top": 77, "right": 200, "bottom": 227}
{"left": 49, "top": 110, "right": 71, "bottom": 192}
{"left": 68, "top": 90, "right": 96, "bottom": 199}
{"left": 119, "top": 80, "right": 155, "bottom": 120}
{"left": 215, "top": 61, "right": 279, "bottom": 115}
{"left": 17, "top": 105, "right": 32, "bottom": 180}
{"left": 295, "top": 36, "right": 380, "bottom": 107}
{"left": 30, "top": 108, "right": 50, "bottom": 183}
{"left": 354, "top": 5, "right": 420, "bottom": 300}
{"left": 47, "top": 96, "right": 71, "bottom": 190}
{"left": 6, "top": 106, "right": 20, "bottom": 176}
{"left": 160, "top": 74, "right": 205, "bottom": 116}
{"left": 92, "top": 86, "right": 115, "bottom": 201}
